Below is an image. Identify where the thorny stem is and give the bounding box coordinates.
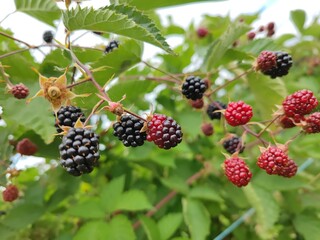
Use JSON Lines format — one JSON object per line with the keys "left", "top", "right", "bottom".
{"left": 206, "top": 68, "right": 254, "bottom": 96}
{"left": 132, "top": 168, "right": 207, "bottom": 229}
{"left": 142, "top": 60, "right": 181, "bottom": 83}
{"left": 0, "top": 63, "right": 13, "bottom": 87}
{"left": 241, "top": 125, "right": 269, "bottom": 147}
{"left": 84, "top": 99, "right": 105, "bottom": 126}
{"left": 66, "top": 78, "right": 91, "bottom": 89}
{"left": 257, "top": 115, "right": 281, "bottom": 137}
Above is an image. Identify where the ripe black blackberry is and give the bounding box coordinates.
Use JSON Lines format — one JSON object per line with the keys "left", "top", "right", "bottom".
{"left": 113, "top": 114, "right": 147, "bottom": 147}
{"left": 54, "top": 106, "right": 86, "bottom": 133}
{"left": 206, "top": 101, "right": 227, "bottom": 120}
{"left": 105, "top": 40, "right": 119, "bottom": 53}
{"left": 59, "top": 128, "right": 100, "bottom": 176}
{"left": 222, "top": 135, "right": 245, "bottom": 154}
{"left": 43, "top": 31, "right": 54, "bottom": 43}
{"left": 257, "top": 51, "right": 293, "bottom": 78}
{"left": 181, "top": 76, "right": 207, "bottom": 100}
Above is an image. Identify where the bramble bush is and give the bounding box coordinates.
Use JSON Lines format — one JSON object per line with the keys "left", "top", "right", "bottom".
{"left": 1, "top": 0, "right": 320, "bottom": 239}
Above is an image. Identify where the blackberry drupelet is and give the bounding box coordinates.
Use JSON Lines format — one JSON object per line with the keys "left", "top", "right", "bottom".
{"left": 59, "top": 128, "right": 100, "bottom": 176}
{"left": 181, "top": 76, "right": 207, "bottom": 100}
{"left": 206, "top": 101, "right": 227, "bottom": 120}
{"left": 113, "top": 114, "right": 147, "bottom": 147}
{"left": 54, "top": 106, "right": 86, "bottom": 133}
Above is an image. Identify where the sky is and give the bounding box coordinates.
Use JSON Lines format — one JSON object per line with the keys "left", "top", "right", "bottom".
{"left": 0, "top": 0, "right": 319, "bottom": 60}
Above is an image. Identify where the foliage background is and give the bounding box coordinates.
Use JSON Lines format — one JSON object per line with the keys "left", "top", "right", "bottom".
{"left": 0, "top": 0, "right": 320, "bottom": 239}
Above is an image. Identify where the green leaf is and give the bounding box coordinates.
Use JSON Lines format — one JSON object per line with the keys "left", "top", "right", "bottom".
{"left": 100, "top": 175, "right": 125, "bottom": 213}
{"left": 182, "top": 198, "right": 210, "bottom": 240}
{"left": 243, "top": 184, "right": 280, "bottom": 239}
{"left": 293, "top": 214, "right": 320, "bottom": 240}
{"left": 14, "top": 0, "right": 61, "bottom": 27}
{"left": 239, "top": 38, "right": 280, "bottom": 55}
{"left": 290, "top": 10, "right": 306, "bottom": 33}
{"left": 121, "top": 0, "right": 224, "bottom": 10}
{"left": 139, "top": 215, "right": 161, "bottom": 240}
{"left": 247, "top": 72, "right": 287, "bottom": 119}
{"left": 161, "top": 176, "right": 189, "bottom": 194}
{"left": 105, "top": 215, "right": 136, "bottom": 240}
{"left": 74, "top": 221, "right": 109, "bottom": 240}
{"left": 67, "top": 198, "right": 105, "bottom": 219}
{"left": 63, "top": 5, "right": 174, "bottom": 54}
{"left": 158, "top": 213, "right": 183, "bottom": 240}
{"left": 203, "top": 21, "right": 251, "bottom": 70}
{"left": 115, "top": 190, "right": 153, "bottom": 211}
{"left": 188, "top": 185, "right": 223, "bottom": 202}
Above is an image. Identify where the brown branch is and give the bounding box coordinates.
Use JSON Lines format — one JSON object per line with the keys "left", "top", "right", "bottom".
{"left": 0, "top": 31, "right": 33, "bottom": 48}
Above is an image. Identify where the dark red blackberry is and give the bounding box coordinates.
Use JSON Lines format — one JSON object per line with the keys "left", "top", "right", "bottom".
{"left": 16, "top": 138, "right": 38, "bottom": 156}
{"left": 105, "top": 40, "right": 119, "bottom": 53}
{"left": 2, "top": 185, "right": 19, "bottom": 202}
{"left": 257, "top": 146, "right": 289, "bottom": 175}
{"left": 282, "top": 89, "right": 318, "bottom": 122}
{"left": 247, "top": 32, "right": 256, "bottom": 40}
{"left": 303, "top": 112, "right": 320, "bottom": 133}
{"left": 206, "top": 101, "right": 227, "bottom": 120}
{"left": 201, "top": 123, "right": 214, "bottom": 136}
{"left": 43, "top": 30, "right": 54, "bottom": 43}
{"left": 224, "top": 157, "right": 252, "bottom": 187}
{"left": 181, "top": 76, "right": 207, "bottom": 100}
{"left": 147, "top": 114, "right": 183, "bottom": 149}
{"left": 262, "top": 51, "right": 293, "bottom": 78}
{"left": 59, "top": 128, "right": 100, "bottom": 176}
{"left": 113, "top": 114, "right": 147, "bottom": 147}
{"left": 222, "top": 135, "right": 245, "bottom": 154}
{"left": 10, "top": 83, "right": 29, "bottom": 99}
{"left": 54, "top": 106, "right": 86, "bottom": 133}
{"left": 277, "top": 159, "right": 298, "bottom": 178}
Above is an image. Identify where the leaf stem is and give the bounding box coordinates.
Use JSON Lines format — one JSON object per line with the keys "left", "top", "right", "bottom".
{"left": 142, "top": 60, "right": 181, "bottom": 83}
{"left": 257, "top": 115, "right": 280, "bottom": 137}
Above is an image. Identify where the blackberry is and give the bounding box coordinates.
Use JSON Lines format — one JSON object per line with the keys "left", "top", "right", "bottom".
{"left": 181, "top": 76, "right": 207, "bottom": 100}
{"left": 147, "top": 114, "right": 183, "bottom": 149}
{"left": 113, "top": 114, "right": 147, "bottom": 147}
{"left": 54, "top": 106, "right": 86, "bottom": 133}
{"left": 224, "top": 157, "right": 252, "bottom": 187}
{"left": 225, "top": 101, "right": 253, "bottom": 126}
{"left": 105, "top": 40, "right": 119, "bottom": 53}
{"left": 197, "top": 27, "right": 209, "bottom": 38}
{"left": 222, "top": 135, "right": 245, "bottom": 154}
{"left": 303, "top": 112, "right": 320, "bottom": 134}
{"left": 2, "top": 185, "right": 19, "bottom": 202}
{"left": 201, "top": 123, "right": 214, "bottom": 136}
{"left": 43, "top": 31, "right": 54, "bottom": 43}
{"left": 257, "top": 146, "right": 289, "bottom": 175}
{"left": 258, "top": 51, "right": 293, "bottom": 78}
{"left": 10, "top": 83, "right": 29, "bottom": 99}
{"left": 16, "top": 138, "right": 38, "bottom": 156}
{"left": 59, "top": 128, "right": 100, "bottom": 176}
{"left": 206, "top": 101, "right": 227, "bottom": 120}
{"left": 277, "top": 159, "right": 298, "bottom": 178}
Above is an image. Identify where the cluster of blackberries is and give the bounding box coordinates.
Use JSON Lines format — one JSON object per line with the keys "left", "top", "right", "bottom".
{"left": 54, "top": 106, "right": 86, "bottom": 133}
{"left": 181, "top": 76, "right": 207, "bottom": 100}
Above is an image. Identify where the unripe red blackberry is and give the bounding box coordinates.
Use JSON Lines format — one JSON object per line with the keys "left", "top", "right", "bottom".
{"left": 197, "top": 27, "right": 209, "bottom": 38}
{"left": 303, "top": 112, "right": 320, "bottom": 133}
{"left": 59, "top": 128, "right": 100, "bottom": 176}
{"left": 256, "top": 51, "right": 293, "bottom": 78}
{"left": 189, "top": 99, "right": 204, "bottom": 109}
{"left": 282, "top": 89, "right": 318, "bottom": 122}
{"left": 54, "top": 106, "right": 86, "bottom": 133}
{"left": 43, "top": 30, "right": 54, "bottom": 43}
{"left": 267, "top": 22, "right": 275, "bottom": 31}
{"left": 278, "top": 115, "right": 296, "bottom": 129}
{"left": 277, "top": 159, "right": 298, "bottom": 178}
{"left": 105, "top": 40, "right": 119, "bottom": 53}
{"left": 2, "top": 184, "right": 19, "bottom": 202}
{"left": 206, "top": 101, "right": 227, "bottom": 120}
{"left": 224, "top": 157, "right": 252, "bottom": 187}
{"left": 147, "top": 114, "right": 183, "bottom": 149}
{"left": 181, "top": 76, "right": 207, "bottom": 100}
{"left": 225, "top": 101, "right": 253, "bottom": 126}
{"left": 113, "top": 114, "right": 147, "bottom": 147}
{"left": 247, "top": 32, "right": 256, "bottom": 40}
{"left": 10, "top": 83, "right": 29, "bottom": 99}
{"left": 201, "top": 123, "right": 214, "bottom": 136}
{"left": 222, "top": 135, "right": 245, "bottom": 154}
{"left": 257, "top": 146, "right": 289, "bottom": 175}
{"left": 16, "top": 138, "right": 38, "bottom": 155}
